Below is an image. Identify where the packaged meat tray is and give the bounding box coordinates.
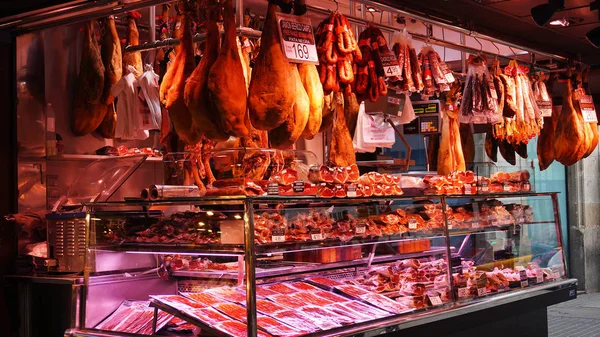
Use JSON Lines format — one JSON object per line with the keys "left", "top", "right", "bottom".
{"left": 181, "top": 292, "right": 222, "bottom": 306}
{"left": 291, "top": 292, "right": 335, "bottom": 306}
{"left": 325, "top": 303, "right": 372, "bottom": 323}
{"left": 299, "top": 306, "right": 346, "bottom": 328}
{"left": 334, "top": 284, "right": 371, "bottom": 298}
{"left": 116, "top": 308, "right": 154, "bottom": 333}
{"left": 360, "top": 293, "right": 414, "bottom": 314}
{"left": 185, "top": 307, "right": 230, "bottom": 325}
{"left": 206, "top": 287, "right": 248, "bottom": 303}
{"left": 268, "top": 294, "right": 307, "bottom": 310}
{"left": 214, "top": 320, "right": 272, "bottom": 337}
{"left": 256, "top": 287, "right": 280, "bottom": 298}
{"left": 312, "top": 290, "right": 352, "bottom": 303}
{"left": 150, "top": 295, "right": 204, "bottom": 310}
{"left": 262, "top": 283, "right": 298, "bottom": 295}
{"left": 257, "top": 315, "right": 303, "bottom": 336}
{"left": 95, "top": 306, "right": 136, "bottom": 331}
{"left": 255, "top": 299, "right": 288, "bottom": 315}
{"left": 213, "top": 302, "right": 248, "bottom": 322}
{"left": 137, "top": 310, "right": 173, "bottom": 335}
{"left": 306, "top": 277, "right": 343, "bottom": 289}
{"left": 344, "top": 301, "right": 391, "bottom": 319}
{"left": 289, "top": 282, "right": 322, "bottom": 292}
{"left": 271, "top": 310, "right": 321, "bottom": 333}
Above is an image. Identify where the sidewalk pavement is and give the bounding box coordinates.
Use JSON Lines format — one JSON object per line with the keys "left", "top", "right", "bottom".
{"left": 548, "top": 292, "right": 600, "bottom": 337}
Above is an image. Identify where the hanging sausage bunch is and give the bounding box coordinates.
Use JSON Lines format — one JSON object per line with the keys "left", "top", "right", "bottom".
{"left": 418, "top": 46, "right": 454, "bottom": 98}
{"left": 354, "top": 24, "right": 398, "bottom": 102}
{"left": 389, "top": 30, "right": 424, "bottom": 93}
{"left": 315, "top": 12, "right": 362, "bottom": 96}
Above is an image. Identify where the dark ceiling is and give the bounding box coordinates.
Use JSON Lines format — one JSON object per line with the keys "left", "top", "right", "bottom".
{"left": 380, "top": 0, "right": 600, "bottom": 66}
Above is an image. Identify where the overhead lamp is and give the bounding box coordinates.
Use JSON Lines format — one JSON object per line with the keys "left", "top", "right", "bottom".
{"left": 585, "top": 26, "right": 600, "bottom": 48}
{"left": 549, "top": 17, "right": 583, "bottom": 27}
{"left": 531, "top": 0, "right": 565, "bottom": 26}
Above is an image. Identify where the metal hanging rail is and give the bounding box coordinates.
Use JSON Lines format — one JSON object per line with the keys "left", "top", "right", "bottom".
{"left": 124, "top": 27, "right": 262, "bottom": 53}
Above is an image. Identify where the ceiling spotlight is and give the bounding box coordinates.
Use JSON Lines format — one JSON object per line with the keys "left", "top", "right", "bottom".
{"left": 531, "top": 0, "right": 565, "bottom": 26}
{"left": 585, "top": 26, "right": 600, "bottom": 48}
{"left": 548, "top": 17, "right": 583, "bottom": 26}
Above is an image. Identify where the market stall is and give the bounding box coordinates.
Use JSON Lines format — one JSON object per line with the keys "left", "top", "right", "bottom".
{"left": 3, "top": 0, "right": 592, "bottom": 336}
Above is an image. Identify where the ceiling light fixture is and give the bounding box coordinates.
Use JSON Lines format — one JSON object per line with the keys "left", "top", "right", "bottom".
{"left": 548, "top": 17, "right": 583, "bottom": 27}
{"left": 531, "top": 0, "right": 565, "bottom": 26}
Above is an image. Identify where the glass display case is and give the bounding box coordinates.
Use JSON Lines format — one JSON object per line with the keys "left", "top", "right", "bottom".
{"left": 69, "top": 192, "right": 568, "bottom": 337}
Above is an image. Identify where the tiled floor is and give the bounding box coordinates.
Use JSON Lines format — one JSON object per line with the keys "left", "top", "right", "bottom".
{"left": 548, "top": 293, "right": 600, "bottom": 337}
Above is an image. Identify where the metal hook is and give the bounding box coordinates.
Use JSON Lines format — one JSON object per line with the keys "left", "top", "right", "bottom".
{"left": 508, "top": 45, "right": 518, "bottom": 59}
{"left": 473, "top": 35, "right": 483, "bottom": 54}
{"left": 490, "top": 41, "right": 500, "bottom": 56}
{"left": 369, "top": 9, "right": 375, "bottom": 23}
{"left": 332, "top": 0, "right": 339, "bottom": 12}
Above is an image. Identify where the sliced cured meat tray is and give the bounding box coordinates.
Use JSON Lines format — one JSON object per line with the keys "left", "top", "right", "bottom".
{"left": 255, "top": 299, "right": 288, "bottom": 315}
{"left": 257, "top": 315, "right": 303, "bottom": 336}
{"left": 359, "top": 293, "right": 414, "bottom": 315}
{"left": 213, "top": 302, "right": 249, "bottom": 322}
{"left": 311, "top": 290, "right": 353, "bottom": 303}
{"left": 268, "top": 294, "right": 308, "bottom": 310}
{"left": 117, "top": 309, "right": 154, "bottom": 333}
{"left": 333, "top": 284, "right": 371, "bottom": 298}
{"left": 185, "top": 307, "right": 230, "bottom": 326}
{"left": 214, "top": 320, "right": 272, "bottom": 337}
{"left": 270, "top": 310, "right": 321, "bottom": 333}
{"left": 290, "top": 292, "right": 335, "bottom": 306}
{"left": 344, "top": 300, "right": 392, "bottom": 318}
{"left": 137, "top": 310, "right": 173, "bottom": 335}
{"left": 305, "top": 277, "right": 344, "bottom": 289}
{"left": 289, "top": 282, "right": 322, "bottom": 292}
{"left": 181, "top": 292, "right": 222, "bottom": 306}
{"left": 298, "top": 306, "right": 344, "bottom": 329}
{"left": 95, "top": 300, "right": 155, "bottom": 333}
{"left": 206, "top": 287, "right": 247, "bottom": 303}
{"left": 261, "top": 283, "right": 298, "bottom": 295}
{"left": 325, "top": 303, "right": 372, "bottom": 323}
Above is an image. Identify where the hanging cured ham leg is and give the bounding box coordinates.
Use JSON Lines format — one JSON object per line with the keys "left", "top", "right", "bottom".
{"left": 122, "top": 12, "right": 143, "bottom": 78}
{"left": 248, "top": 1, "right": 299, "bottom": 130}
{"left": 298, "top": 63, "right": 324, "bottom": 139}
{"left": 96, "top": 16, "right": 122, "bottom": 138}
{"left": 72, "top": 21, "right": 105, "bottom": 136}
{"left": 185, "top": 0, "right": 229, "bottom": 142}
{"left": 208, "top": 0, "right": 250, "bottom": 138}
{"left": 437, "top": 83, "right": 465, "bottom": 175}
{"left": 554, "top": 79, "right": 588, "bottom": 166}
{"left": 328, "top": 92, "right": 356, "bottom": 167}
{"left": 162, "top": 11, "right": 201, "bottom": 144}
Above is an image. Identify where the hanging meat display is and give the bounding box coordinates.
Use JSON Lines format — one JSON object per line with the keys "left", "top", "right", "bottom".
{"left": 72, "top": 20, "right": 106, "bottom": 136}
{"left": 554, "top": 76, "right": 589, "bottom": 166}
{"left": 390, "top": 30, "right": 424, "bottom": 93}
{"left": 418, "top": 46, "right": 454, "bottom": 98}
{"left": 315, "top": 12, "right": 361, "bottom": 97}
{"left": 533, "top": 73, "right": 555, "bottom": 170}
{"left": 460, "top": 55, "right": 501, "bottom": 125}
{"left": 122, "top": 11, "right": 143, "bottom": 78}
{"left": 576, "top": 71, "right": 599, "bottom": 158}
{"left": 354, "top": 24, "right": 390, "bottom": 102}
{"left": 437, "top": 82, "right": 465, "bottom": 175}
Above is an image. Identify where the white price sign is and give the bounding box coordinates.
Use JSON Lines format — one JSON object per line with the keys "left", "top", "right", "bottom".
{"left": 380, "top": 51, "right": 401, "bottom": 78}
{"left": 408, "top": 218, "right": 418, "bottom": 230}
{"left": 428, "top": 295, "right": 443, "bottom": 306}
{"left": 311, "top": 231, "right": 323, "bottom": 241}
{"left": 272, "top": 235, "right": 286, "bottom": 243}
{"left": 580, "top": 95, "right": 598, "bottom": 123}
{"left": 477, "top": 287, "right": 486, "bottom": 297}
{"left": 276, "top": 13, "right": 319, "bottom": 64}
{"left": 355, "top": 225, "right": 366, "bottom": 234}
{"left": 536, "top": 268, "right": 544, "bottom": 284}
{"left": 458, "top": 287, "right": 469, "bottom": 299}
{"left": 537, "top": 101, "right": 552, "bottom": 118}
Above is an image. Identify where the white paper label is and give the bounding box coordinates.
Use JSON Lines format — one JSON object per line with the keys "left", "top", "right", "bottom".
{"left": 552, "top": 267, "right": 561, "bottom": 279}
{"left": 428, "top": 295, "right": 443, "bottom": 306}
{"left": 355, "top": 225, "right": 366, "bottom": 234}
{"left": 458, "top": 287, "right": 469, "bottom": 299}
{"left": 276, "top": 13, "right": 318, "bottom": 64}
{"left": 536, "top": 269, "right": 544, "bottom": 284}
{"left": 272, "top": 235, "right": 286, "bottom": 243}
{"left": 519, "top": 270, "right": 528, "bottom": 287}
{"left": 477, "top": 287, "right": 486, "bottom": 297}
{"left": 311, "top": 233, "right": 323, "bottom": 241}
{"left": 537, "top": 101, "right": 552, "bottom": 118}
{"left": 388, "top": 96, "right": 402, "bottom": 105}
{"left": 347, "top": 184, "right": 357, "bottom": 198}
{"left": 580, "top": 95, "right": 598, "bottom": 123}
{"left": 408, "top": 218, "right": 418, "bottom": 230}
{"left": 503, "top": 184, "right": 510, "bottom": 192}
{"left": 481, "top": 182, "right": 489, "bottom": 192}
{"left": 381, "top": 51, "right": 401, "bottom": 77}
{"left": 447, "top": 223, "right": 453, "bottom": 230}
{"left": 464, "top": 183, "right": 472, "bottom": 194}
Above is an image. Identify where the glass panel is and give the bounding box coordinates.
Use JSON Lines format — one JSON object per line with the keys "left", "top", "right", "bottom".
{"left": 445, "top": 194, "right": 565, "bottom": 303}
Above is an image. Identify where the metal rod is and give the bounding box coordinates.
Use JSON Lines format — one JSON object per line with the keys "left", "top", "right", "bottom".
{"left": 440, "top": 196, "right": 456, "bottom": 304}
{"left": 551, "top": 192, "right": 569, "bottom": 278}
{"left": 148, "top": 5, "right": 156, "bottom": 65}
{"left": 243, "top": 199, "right": 258, "bottom": 337}
{"left": 346, "top": 0, "right": 579, "bottom": 65}
{"left": 124, "top": 27, "right": 262, "bottom": 53}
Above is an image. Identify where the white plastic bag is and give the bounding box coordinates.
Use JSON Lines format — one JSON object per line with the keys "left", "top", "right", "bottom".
{"left": 353, "top": 102, "right": 396, "bottom": 152}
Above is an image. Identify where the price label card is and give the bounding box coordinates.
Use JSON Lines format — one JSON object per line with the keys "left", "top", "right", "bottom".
{"left": 537, "top": 101, "right": 552, "bottom": 118}
{"left": 271, "top": 228, "right": 286, "bottom": 243}
{"left": 293, "top": 180, "right": 305, "bottom": 193}
{"left": 408, "top": 218, "right": 418, "bottom": 230}
{"left": 388, "top": 96, "right": 402, "bottom": 105}
{"left": 355, "top": 224, "right": 366, "bottom": 234}
{"left": 380, "top": 51, "right": 401, "bottom": 77}
{"left": 347, "top": 184, "right": 357, "bottom": 198}
{"left": 267, "top": 183, "right": 280, "bottom": 195}
{"left": 458, "top": 287, "right": 469, "bottom": 299}
{"left": 522, "top": 182, "right": 531, "bottom": 192}
{"left": 551, "top": 266, "right": 561, "bottom": 280}
{"left": 447, "top": 223, "right": 453, "bottom": 230}
{"left": 580, "top": 95, "right": 598, "bottom": 123}
{"left": 276, "top": 13, "right": 319, "bottom": 64}
{"left": 471, "top": 221, "right": 481, "bottom": 228}
{"left": 536, "top": 268, "right": 544, "bottom": 284}
{"left": 519, "top": 270, "right": 529, "bottom": 287}
{"left": 476, "top": 275, "right": 487, "bottom": 296}
{"left": 477, "top": 287, "right": 486, "bottom": 297}
{"left": 439, "top": 62, "right": 455, "bottom": 83}
{"left": 464, "top": 183, "right": 472, "bottom": 195}
{"left": 428, "top": 295, "right": 443, "bottom": 306}
{"left": 488, "top": 216, "right": 499, "bottom": 227}
{"left": 480, "top": 182, "right": 489, "bottom": 193}
{"left": 310, "top": 228, "right": 323, "bottom": 241}
{"left": 503, "top": 183, "right": 511, "bottom": 192}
